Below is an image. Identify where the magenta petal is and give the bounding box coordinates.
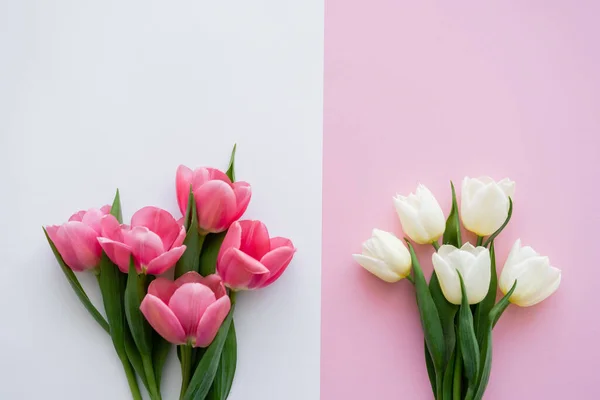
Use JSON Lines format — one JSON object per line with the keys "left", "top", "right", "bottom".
{"left": 57, "top": 222, "right": 102, "bottom": 271}
{"left": 124, "top": 227, "right": 165, "bottom": 267}
{"left": 131, "top": 206, "right": 180, "bottom": 250}
{"left": 194, "top": 181, "right": 237, "bottom": 233}
{"left": 100, "top": 204, "right": 112, "bottom": 214}
{"left": 259, "top": 246, "right": 296, "bottom": 288}
{"left": 146, "top": 246, "right": 186, "bottom": 275}
{"left": 174, "top": 272, "right": 227, "bottom": 299}
{"left": 174, "top": 271, "right": 205, "bottom": 286}
{"left": 68, "top": 210, "right": 86, "bottom": 222}
{"left": 207, "top": 168, "right": 232, "bottom": 184}
{"left": 171, "top": 225, "right": 186, "bottom": 249}
{"left": 238, "top": 220, "right": 270, "bottom": 260}
{"left": 148, "top": 278, "right": 178, "bottom": 303}
{"left": 219, "top": 248, "right": 270, "bottom": 290}
{"left": 168, "top": 283, "right": 216, "bottom": 336}
{"left": 217, "top": 221, "right": 242, "bottom": 266}
{"left": 176, "top": 165, "right": 194, "bottom": 216}
{"left": 140, "top": 294, "right": 186, "bottom": 344}
{"left": 98, "top": 238, "right": 132, "bottom": 273}
{"left": 270, "top": 236, "right": 294, "bottom": 249}
{"left": 232, "top": 181, "right": 251, "bottom": 221}
{"left": 195, "top": 295, "right": 231, "bottom": 348}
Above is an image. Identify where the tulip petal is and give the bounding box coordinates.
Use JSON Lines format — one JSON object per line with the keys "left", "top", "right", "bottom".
{"left": 171, "top": 225, "right": 187, "bottom": 249}
{"left": 239, "top": 220, "right": 270, "bottom": 260}
{"left": 148, "top": 278, "right": 178, "bottom": 303}
{"left": 232, "top": 181, "right": 252, "bottom": 220}
{"left": 259, "top": 245, "right": 296, "bottom": 288}
{"left": 146, "top": 246, "right": 186, "bottom": 275}
{"left": 432, "top": 253, "right": 461, "bottom": 304}
{"left": 206, "top": 167, "right": 232, "bottom": 184}
{"left": 217, "top": 221, "right": 242, "bottom": 265}
{"left": 69, "top": 210, "right": 86, "bottom": 222}
{"left": 175, "top": 273, "right": 228, "bottom": 299}
{"left": 194, "top": 180, "right": 237, "bottom": 233}
{"left": 517, "top": 267, "right": 561, "bottom": 307}
{"left": 100, "top": 204, "right": 112, "bottom": 214}
{"left": 219, "top": 248, "right": 270, "bottom": 289}
{"left": 176, "top": 165, "right": 194, "bottom": 216}
{"left": 464, "top": 249, "right": 491, "bottom": 304}
{"left": 57, "top": 222, "right": 102, "bottom": 271}
{"left": 270, "top": 236, "right": 294, "bottom": 249}
{"left": 140, "top": 294, "right": 186, "bottom": 344}
{"left": 131, "top": 206, "right": 181, "bottom": 250}
{"left": 123, "top": 226, "right": 165, "bottom": 267}
{"left": 168, "top": 283, "right": 216, "bottom": 336}
{"left": 98, "top": 237, "right": 132, "bottom": 273}
{"left": 81, "top": 208, "right": 107, "bottom": 235}
{"left": 353, "top": 254, "right": 403, "bottom": 283}
{"left": 195, "top": 295, "right": 231, "bottom": 348}
{"left": 100, "top": 214, "right": 125, "bottom": 242}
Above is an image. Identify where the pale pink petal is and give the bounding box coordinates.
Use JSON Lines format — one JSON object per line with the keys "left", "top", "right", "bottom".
{"left": 100, "top": 205, "right": 112, "bottom": 214}
{"left": 217, "top": 221, "right": 242, "bottom": 265}
{"left": 45, "top": 225, "right": 60, "bottom": 244}
{"left": 174, "top": 272, "right": 227, "bottom": 299}
{"left": 206, "top": 168, "right": 232, "bottom": 184}
{"left": 100, "top": 215, "right": 125, "bottom": 242}
{"left": 147, "top": 278, "right": 178, "bottom": 303}
{"left": 47, "top": 224, "right": 81, "bottom": 271}
{"left": 190, "top": 167, "right": 212, "bottom": 188}
{"left": 259, "top": 245, "right": 296, "bottom": 288}
{"left": 174, "top": 271, "right": 205, "bottom": 286}
{"left": 123, "top": 226, "right": 165, "bottom": 267}
{"left": 218, "top": 248, "right": 269, "bottom": 290}
{"left": 176, "top": 165, "right": 194, "bottom": 216}
{"left": 68, "top": 210, "right": 86, "bottom": 222}
{"left": 131, "top": 206, "right": 181, "bottom": 249}
{"left": 168, "top": 283, "right": 216, "bottom": 336}
{"left": 82, "top": 208, "right": 107, "bottom": 235}
{"left": 146, "top": 246, "right": 186, "bottom": 275}
{"left": 57, "top": 222, "right": 103, "bottom": 271}
{"left": 238, "top": 220, "right": 270, "bottom": 260}
{"left": 195, "top": 295, "right": 231, "bottom": 348}
{"left": 140, "top": 294, "right": 186, "bottom": 344}
{"left": 270, "top": 236, "right": 294, "bottom": 250}
{"left": 98, "top": 237, "right": 133, "bottom": 273}
{"left": 194, "top": 181, "right": 237, "bottom": 233}
{"left": 171, "top": 225, "right": 186, "bottom": 249}
{"left": 232, "top": 182, "right": 251, "bottom": 221}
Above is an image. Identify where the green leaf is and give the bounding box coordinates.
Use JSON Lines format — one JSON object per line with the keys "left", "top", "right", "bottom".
{"left": 183, "top": 306, "right": 235, "bottom": 400}
{"left": 225, "top": 144, "right": 237, "bottom": 182}
{"left": 110, "top": 189, "right": 123, "bottom": 223}
{"left": 473, "top": 281, "right": 517, "bottom": 400}
{"left": 98, "top": 254, "right": 127, "bottom": 357}
{"left": 473, "top": 242, "right": 498, "bottom": 345}
{"left": 429, "top": 273, "right": 458, "bottom": 367}
{"left": 153, "top": 333, "right": 171, "bottom": 390}
{"left": 457, "top": 272, "right": 480, "bottom": 382}
{"left": 424, "top": 342, "right": 437, "bottom": 397}
{"left": 174, "top": 190, "right": 205, "bottom": 279}
{"left": 405, "top": 241, "right": 445, "bottom": 378}
{"left": 483, "top": 198, "right": 513, "bottom": 247}
{"left": 452, "top": 341, "right": 463, "bottom": 400}
{"left": 125, "top": 329, "right": 149, "bottom": 391}
{"left": 199, "top": 232, "right": 227, "bottom": 276}
{"left": 442, "top": 182, "right": 461, "bottom": 247}
{"left": 125, "top": 260, "right": 152, "bottom": 355}
{"left": 43, "top": 228, "right": 109, "bottom": 333}
{"left": 442, "top": 346, "right": 456, "bottom": 400}
{"left": 207, "top": 321, "right": 237, "bottom": 400}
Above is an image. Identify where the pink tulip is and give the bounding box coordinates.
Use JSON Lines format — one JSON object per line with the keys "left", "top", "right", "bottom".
{"left": 217, "top": 220, "right": 296, "bottom": 290}
{"left": 98, "top": 206, "right": 186, "bottom": 275}
{"left": 140, "top": 272, "right": 231, "bottom": 347}
{"left": 46, "top": 205, "right": 112, "bottom": 271}
{"left": 176, "top": 165, "right": 251, "bottom": 233}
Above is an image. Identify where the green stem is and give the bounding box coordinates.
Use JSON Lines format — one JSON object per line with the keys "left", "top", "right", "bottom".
{"left": 405, "top": 274, "right": 415, "bottom": 284}
{"left": 435, "top": 374, "right": 443, "bottom": 400}
{"left": 143, "top": 354, "right": 161, "bottom": 400}
{"left": 432, "top": 241, "right": 440, "bottom": 251}
{"left": 121, "top": 356, "right": 143, "bottom": 400}
{"left": 179, "top": 345, "right": 193, "bottom": 400}
{"left": 476, "top": 236, "right": 484, "bottom": 247}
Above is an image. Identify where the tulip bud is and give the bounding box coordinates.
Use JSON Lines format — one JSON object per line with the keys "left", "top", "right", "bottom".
{"left": 393, "top": 184, "right": 446, "bottom": 244}
{"left": 461, "top": 177, "right": 515, "bottom": 236}
{"left": 432, "top": 243, "right": 491, "bottom": 305}
{"left": 352, "top": 229, "right": 412, "bottom": 282}
{"left": 499, "top": 239, "right": 561, "bottom": 307}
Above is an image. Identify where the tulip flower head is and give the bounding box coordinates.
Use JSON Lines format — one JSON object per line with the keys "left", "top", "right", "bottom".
{"left": 140, "top": 272, "right": 231, "bottom": 347}
{"left": 432, "top": 243, "right": 491, "bottom": 305}
{"left": 499, "top": 239, "right": 561, "bottom": 307}
{"left": 98, "top": 206, "right": 186, "bottom": 275}
{"left": 46, "top": 205, "right": 112, "bottom": 271}
{"left": 353, "top": 229, "right": 412, "bottom": 283}
{"left": 461, "top": 177, "right": 515, "bottom": 236}
{"left": 176, "top": 165, "right": 251, "bottom": 234}
{"left": 217, "top": 220, "right": 296, "bottom": 290}
{"left": 393, "top": 184, "right": 446, "bottom": 245}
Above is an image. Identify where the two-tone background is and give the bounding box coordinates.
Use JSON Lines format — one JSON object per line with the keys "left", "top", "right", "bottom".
{"left": 2, "top": 1, "right": 599, "bottom": 399}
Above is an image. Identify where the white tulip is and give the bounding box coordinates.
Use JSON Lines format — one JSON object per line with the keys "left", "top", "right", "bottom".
{"left": 499, "top": 239, "right": 561, "bottom": 307}
{"left": 461, "top": 177, "right": 515, "bottom": 236}
{"left": 352, "top": 229, "right": 412, "bottom": 282}
{"left": 393, "top": 184, "right": 446, "bottom": 244}
{"left": 432, "top": 243, "right": 491, "bottom": 305}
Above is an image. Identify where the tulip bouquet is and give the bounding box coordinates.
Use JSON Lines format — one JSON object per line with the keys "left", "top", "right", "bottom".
{"left": 353, "top": 177, "right": 561, "bottom": 400}
{"left": 44, "top": 146, "right": 296, "bottom": 400}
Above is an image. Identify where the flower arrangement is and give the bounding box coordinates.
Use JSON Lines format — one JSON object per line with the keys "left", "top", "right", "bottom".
{"left": 353, "top": 177, "right": 561, "bottom": 400}
{"left": 44, "top": 145, "right": 296, "bottom": 400}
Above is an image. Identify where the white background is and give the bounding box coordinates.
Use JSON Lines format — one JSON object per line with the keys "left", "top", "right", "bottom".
{"left": 0, "top": 1, "right": 323, "bottom": 399}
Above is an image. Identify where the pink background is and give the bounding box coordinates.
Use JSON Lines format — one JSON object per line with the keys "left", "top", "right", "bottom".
{"left": 322, "top": 2, "right": 600, "bottom": 399}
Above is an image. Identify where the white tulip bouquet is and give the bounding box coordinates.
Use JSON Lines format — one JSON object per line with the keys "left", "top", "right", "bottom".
{"left": 353, "top": 177, "right": 561, "bottom": 400}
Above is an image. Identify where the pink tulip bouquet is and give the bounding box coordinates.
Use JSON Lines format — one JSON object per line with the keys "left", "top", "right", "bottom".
{"left": 44, "top": 146, "right": 296, "bottom": 400}
{"left": 353, "top": 178, "right": 561, "bottom": 400}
